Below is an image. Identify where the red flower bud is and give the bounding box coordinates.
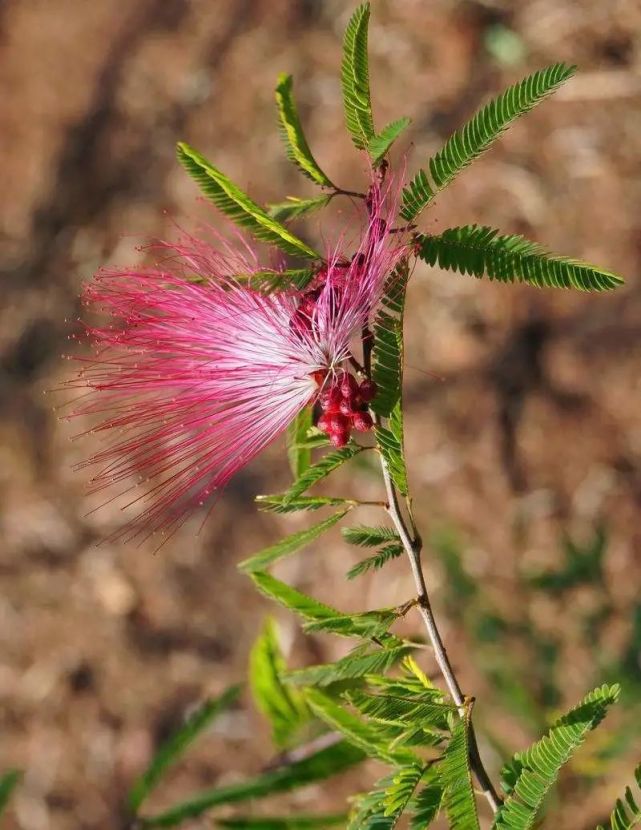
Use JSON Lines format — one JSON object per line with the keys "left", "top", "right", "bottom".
{"left": 329, "top": 428, "right": 350, "bottom": 447}
{"left": 359, "top": 379, "right": 377, "bottom": 402}
{"left": 340, "top": 372, "right": 359, "bottom": 398}
{"left": 352, "top": 411, "right": 373, "bottom": 431}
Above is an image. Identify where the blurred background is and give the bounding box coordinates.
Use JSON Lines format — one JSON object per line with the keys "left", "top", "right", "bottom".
{"left": 1, "top": 0, "right": 640, "bottom": 827}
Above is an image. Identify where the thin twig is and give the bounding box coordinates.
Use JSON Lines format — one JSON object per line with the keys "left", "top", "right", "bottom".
{"left": 375, "top": 421, "right": 502, "bottom": 814}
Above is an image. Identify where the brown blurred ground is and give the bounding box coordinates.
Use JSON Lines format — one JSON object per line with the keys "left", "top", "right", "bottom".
{"left": 1, "top": 1, "right": 640, "bottom": 828}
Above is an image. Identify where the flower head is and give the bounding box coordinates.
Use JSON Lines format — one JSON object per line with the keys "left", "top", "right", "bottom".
{"left": 68, "top": 188, "right": 404, "bottom": 543}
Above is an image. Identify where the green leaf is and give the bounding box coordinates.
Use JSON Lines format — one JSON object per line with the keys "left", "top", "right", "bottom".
{"left": 287, "top": 406, "right": 314, "bottom": 480}
{"left": 183, "top": 268, "right": 316, "bottom": 292}
{"left": 239, "top": 509, "right": 349, "bottom": 573}
{"left": 341, "top": 2, "right": 375, "bottom": 150}
{"left": 281, "top": 444, "right": 364, "bottom": 504}
{"left": 251, "top": 570, "right": 395, "bottom": 640}
{"left": 348, "top": 766, "right": 425, "bottom": 830}
{"left": 347, "top": 544, "right": 404, "bottom": 580}
{"left": 129, "top": 685, "right": 241, "bottom": 813}
{"left": 268, "top": 196, "right": 332, "bottom": 223}
{"left": 216, "top": 816, "right": 346, "bottom": 829}
{"left": 275, "top": 73, "right": 334, "bottom": 187}
{"left": 417, "top": 225, "right": 624, "bottom": 292}
{"left": 376, "top": 405, "right": 408, "bottom": 496}
{"left": 303, "top": 609, "right": 398, "bottom": 639}
{"left": 438, "top": 712, "right": 481, "bottom": 830}
{"left": 249, "top": 572, "right": 337, "bottom": 622}
{"left": 256, "top": 495, "right": 351, "bottom": 514}
{"left": 400, "top": 62, "right": 576, "bottom": 221}
{"left": 342, "top": 525, "right": 400, "bottom": 548}
{"left": 286, "top": 642, "right": 413, "bottom": 688}
{"left": 493, "top": 684, "right": 621, "bottom": 830}
{"left": 305, "top": 689, "right": 416, "bottom": 766}
{"left": 176, "top": 142, "right": 318, "bottom": 259}
{"left": 139, "top": 740, "right": 365, "bottom": 827}
{"left": 249, "top": 618, "right": 310, "bottom": 749}
{"left": 371, "top": 261, "right": 410, "bottom": 418}
{"left": 409, "top": 773, "right": 443, "bottom": 829}
{"left": 596, "top": 763, "right": 641, "bottom": 830}
{"left": 0, "top": 770, "right": 21, "bottom": 816}
{"left": 348, "top": 689, "right": 453, "bottom": 731}
{"left": 368, "top": 117, "right": 411, "bottom": 165}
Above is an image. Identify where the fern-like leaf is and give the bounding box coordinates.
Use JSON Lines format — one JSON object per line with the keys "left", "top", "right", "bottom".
{"left": 349, "top": 768, "right": 424, "bottom": 830}
{"left": 256, "top": 495, "right": 351, "bottom": 514}
{"left": 342, "top": 3, "right": 375, "bottom": 150}
{"left": 371, "top": 261, "right": 409, "bottom": 417}
{"left": 239, "top": 509, "right": 349, "bottom": 573}
{"left": 303, "top": 609, "right": 397, "bottom": 639}
{"left": 438, "top": 711, "right": 481, "bottom": 830}
{"left": 400, "top": 63, "right": 576, "bottom": 221}
{"left": 140, "top": 740, "right": 364, "bottom": 827}
{"left": 249, "top": 618, "right": 310, "bottom": 749}
{"left": 369, "top": 117, "right": 411, "bottom": 165}
{"left": 493, "top": 684, "right": 621, "bottom": 830}
{"left": 342, "top": 525, "right": 401, "bottom": 547}
{"left": 376, "top": 405, "right": 408, "bottom": 496}
{"left": 268, "top": 196, "right": 331, "bottom": 223}
{"left": 286, "top": 406, "right": 313, "bottom": 480}
{"left": 275, "top": 73, "right": 334, "bottom": 186}
{"left": 281, "top": 444, "right": 364, "bottom": 504}
{"left": 418, "top": 226, "right": 624, "bottom": 292}
{"left": 176, "top": 142, "right": 318, "bottom": 259}
{"left": 286, "top": 642, "right": 413, "bottom": 688}
{"left": 347, "top": 544, "right": 404, "bottom": 580}
{"left": 409, "top": 772, "right": 443, "bottom": 829}
{"left": 596, "top": 763, "right": 641, "bottom": 830}
{"left": 305, "top": 689, "right": 417, "bottom": 766}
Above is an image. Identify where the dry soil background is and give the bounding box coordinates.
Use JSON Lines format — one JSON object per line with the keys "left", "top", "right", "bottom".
{"left": 1, "top": 1, "right": 640, "bottom": 828}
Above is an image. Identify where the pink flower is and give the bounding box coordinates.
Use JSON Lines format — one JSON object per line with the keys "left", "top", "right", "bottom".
{"left": 68, "top": 186, "right": 404, "bottom": 543}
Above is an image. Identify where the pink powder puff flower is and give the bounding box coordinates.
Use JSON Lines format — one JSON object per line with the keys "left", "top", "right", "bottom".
{"left": 67, "top": 183, "right": 404, "bottom": 544}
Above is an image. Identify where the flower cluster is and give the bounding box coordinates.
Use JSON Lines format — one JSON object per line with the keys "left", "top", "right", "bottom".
{"left": 69, "top": 181, "right": 405, "bottom": 542}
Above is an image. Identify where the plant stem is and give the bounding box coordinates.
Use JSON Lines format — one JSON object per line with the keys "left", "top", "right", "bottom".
{"left": 376, "top": 434, "right": 503, "bottom": 814}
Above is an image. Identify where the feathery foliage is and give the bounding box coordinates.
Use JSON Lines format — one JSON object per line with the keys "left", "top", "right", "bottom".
{"left": 268, "top": 195, "right": 332, "bottom": 223}
{"left": 376, "top": 405, "right": 408, "bottom": 496}
{"left": 286, "top": 406, "right": 313, "bottom": 480}
{"left": 400, "top": 62, "right": 576, "bottom": 220}
{"left": 275, "top": 73, "right": 334, "bottom": 186}
{"left": 256, "top": 495, "right": 351, "bottom": 514}
{"left": 286, "top": 642, "right": 414, "bottom": 688}
{"left": 494, "top": 684, "right": 621, "bottom": 830}
{"left": 129, "top": 686, "right": 241, "bottom": 813}
{"left": 347, "top": 543, "right": 404, "bottom": 580}
{"left": 418, "top": 226, "right": 624, "bottom": 292}
{"left": 281, "top": 444, "right": 365, "bottom": 504}
{"left": 371, "top": 261, "right": 410, "bottom": 417}
{"left": 305, "top": 689, "right": 417, "bottom": 766}
{"left": 596, "top": 764, "right": 641, "bottom": 830}
{"left": 341, "top": 3, "right": 375, "bottom": 150}
{"left": 249, "top": 618, "right": 310, "bottom": 749}
{"left": 342, "top": 525, "right": 401, "bottom": 547}
{"left": 239, "top": 509, "right": 349, "bottom": 573}
{"left": 369, "top": 117, "right": 411, "bottom": 165}
{"left": 139, "top": 740, "right": 365, "bottom": 827}
{"left": 409, "top": 773, "right": 444, "bottom": 829}
{"left": 176, "top": 143, "right": 318, "bottom": 259}
{"left": 438, "top": 712, "right": 481, "bottom": 830}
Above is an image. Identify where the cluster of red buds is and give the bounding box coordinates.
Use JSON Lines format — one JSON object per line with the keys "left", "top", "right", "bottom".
{"left": 315, "top": 370, "right": 376, "bottom": 447}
